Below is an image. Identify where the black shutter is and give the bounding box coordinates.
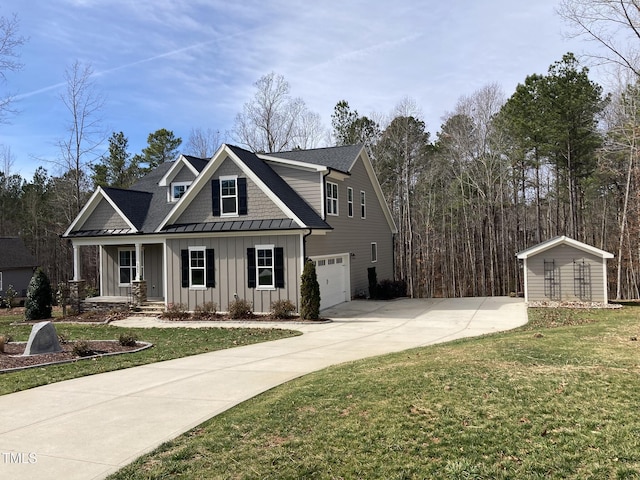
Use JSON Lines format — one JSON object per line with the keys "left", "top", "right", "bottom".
{"left": 247, "top": 248, "right": 256, "bottom": 288}
{"left": 274, "top": 247, "right": 285, "bottom": 288}
{"left": 238, "top": 178, "right": 247, "bottom": 215}
{"left": 211, "top": 179, "right": 220, "bottom": 216}
{"left": 181, "top": 250, "right": 189, "bottom": 288}
{"left": 206, "top": 248, "right": 215, "bottom": 288}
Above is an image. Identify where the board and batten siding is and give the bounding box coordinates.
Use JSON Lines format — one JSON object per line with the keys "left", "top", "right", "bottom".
{"left": 100, "top": 244, "right": 164, "bottom": 297}
{"left": 176, "top": 156, "right": 287, "bottom": 225}
{"left": 526, "top": 245, "right": 606, "bottom": 302}
{"left": 165, "top": 233, "right": 302, "bottom": 313}
{"left": 79, "top": 198, "right": 129, "bottom": 231}
{"left": 306, "top": 155, "right": 394, "bottom": 297}
{"left": 267, "top": 163, "right": 323, "bottom": 215}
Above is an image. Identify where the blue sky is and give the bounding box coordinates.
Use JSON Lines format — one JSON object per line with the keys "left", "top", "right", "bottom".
{"left": 1, "top": 1, "right": 597, "bottom": 179}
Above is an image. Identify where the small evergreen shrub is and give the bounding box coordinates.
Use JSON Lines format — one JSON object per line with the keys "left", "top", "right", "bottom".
{"left": 368, "top": 267, "right": 378, "bottom": 299}
{"left": 194, "top": 301, "right": 218, "bottom": 320}
{"left": 25, "top": 268, "right": 54, "bottom": 321}
{"left": 271, "top": 299, "right": 296, "bottom": 319}
{"left": 161, "top": 303, "right": 190, "bottom": 320}
{"left": 300, "top": 260, "right": 320, "bottom": 320}
{"left": 376, "top": 279, "right": 407, "bottom": 300}
{"left": 72, "top": 341, "right": 93, "bottom": 357}
{"left": 3, "top": 285, "right": 17, "bottom": 309}
{"left": 118, "top": 332, "right": 138, "bottom": 347}
{"left": 228, "top": 299, "right": 253, "bottom": 319}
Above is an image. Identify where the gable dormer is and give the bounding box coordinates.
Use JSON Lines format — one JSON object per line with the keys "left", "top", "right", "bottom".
{"left": 158, "top": 155, "right": 203, "bottom": 203}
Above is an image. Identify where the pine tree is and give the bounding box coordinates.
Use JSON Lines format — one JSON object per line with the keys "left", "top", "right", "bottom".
{"left": 299, "top": 260, "right": 320, "bottom": 320}
{"left": 25, "top": 268, "right": 53, "bottom": 320}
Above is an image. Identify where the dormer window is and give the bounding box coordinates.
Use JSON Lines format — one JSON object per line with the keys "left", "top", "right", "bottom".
{"left": 212, "top": 176, "right": 247, "bottom": 216}
{"left": 220, "top": 176, "right": 238, "bottom": 215}
{"left": 170, "top": 181, "right": 191, "bottom": 202}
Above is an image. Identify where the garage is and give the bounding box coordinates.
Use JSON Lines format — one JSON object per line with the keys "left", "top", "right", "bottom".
{"left": 311, "top": 253, "right": 350, "bottom": 310}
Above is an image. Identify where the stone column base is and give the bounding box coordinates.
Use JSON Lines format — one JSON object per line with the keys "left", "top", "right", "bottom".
{"left": 132, "top": 280, "right": 147, "bottom": 305}
{"left": 69, "top": 280, "right": 86, "bottom": 313}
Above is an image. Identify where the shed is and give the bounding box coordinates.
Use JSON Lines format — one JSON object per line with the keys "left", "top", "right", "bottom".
{"left": 516, "top": 236, "right": 614, "bottom": 303}
{"left": 0, "top": 237, "right": 38, "bottom": 298}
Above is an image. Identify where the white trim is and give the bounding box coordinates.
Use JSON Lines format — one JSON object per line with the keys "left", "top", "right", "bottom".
{"left": 188, "top": 246, "right": 207, "bottom": 290}
{"left": 64, "top": 187, "right": 138, "bottom": 237}
{"left": 522, "top": 258, "right": 529, "bottom": 303}
{"left": 73, "top": 246, "right": 81, "bottom": 281}
{"left": 516, "top": 236, "right": 614, "bottom": 260}
{"left": 602, "top": 260, "right": 609, "bottom": 303}
{"left": 347, "top": 187, "right": 354, "bottom": 217}
{"left": 169, "top": 181, "right": 192, "bottom": 202}
{"left": 98, "top": 246, "right": 104, "bottom": 295}
{"left": 258, "top": 154, "right": 328, "bottom": 172}
{"left": 255, "top": 244, "right": 276, "bottom": 290}
{"left": 117, "top": 247, "right": 137, "bottom": 287}
{"left": 158, "top": 154, "right": 199, "bottom": 187}
{"left": 220, "top": 174, "right": 239, "bottom": 217}
{"left": 326, "top": 181, "right": 339, "bottom": 216}
{"left": 162, "top": 239, "right": 168, "bottom": 307}
{"left": 371, "top": 242, "right": 377, "bottom": 263}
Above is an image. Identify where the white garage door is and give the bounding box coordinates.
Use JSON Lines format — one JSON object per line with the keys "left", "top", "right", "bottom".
{"left": 312, "top": 254, "right": 350, "bottom": 310}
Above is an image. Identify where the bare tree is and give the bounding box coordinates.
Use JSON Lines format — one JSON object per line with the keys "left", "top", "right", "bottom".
{"left": 0, "top": 13, "right": 26, "bottom": 123}
{"left": 558, "top": 0, "right": 640, "bottom": 75}
{"left": 185, "top": 127, "right": 223, "bottom": 158}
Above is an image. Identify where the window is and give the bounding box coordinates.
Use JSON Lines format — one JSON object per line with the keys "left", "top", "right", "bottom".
{"left": 256, "top": 246, "right": 275, "bottom": 289}
{"left": 247, "top": 247, "right": 284, "bottom": 289}
{"left": 220, "top": 176, "right": 238, "bottom": 215}
{"left": 180, "top": 248, "right": 215, "bottom": 289}
{"left": 360, "top": 190, "right": 366, "bottom": 219}
{"left": 347, "top": 187, "right": 354, "bottom": 217}
{"left": 371, "top": 242, "right": 378, "bottom": 263}
{"left": 326, "top": 182, "right": 338, "bottom": 216}
{"left": 170, "top": 181, "right": 191, "bottom": 202}
{"left": 189, "top": 247, "right": 206, "bottom": 288}
{"left": 118, "top": 249, "right": 137, "bottom": 286}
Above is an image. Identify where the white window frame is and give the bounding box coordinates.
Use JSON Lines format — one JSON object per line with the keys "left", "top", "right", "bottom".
{"left": 326, "top": 182, "right": 339, "bottom": 216}
{"left": 220, "top": 175, "right": 238, "bottom": 216}
{"left": 0, "top": 272, "right": 3, "bottom": 291}
{"left": 188, "top": 246, "right": 206, "bottom": 290}
{"left": 169, "top": 181, "right": 191, "bottom": 202}
{"left": 118, "top": 248, "right": 139, "bottom": 287}
{"left": 371, "top": 242, "right": 378, "bottom": 263}
{"left": 347, "top": 187, "right": 354, "bottom": 217}
{"left": 255, "top": 244, "right": 275, "bottom": 290}
{"left": 360, "top": 190, "right": 366, "bottom": 219}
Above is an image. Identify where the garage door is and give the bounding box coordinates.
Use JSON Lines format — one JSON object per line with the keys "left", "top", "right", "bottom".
{"left": 312, "top": 254, "right": 350, "bottom": 310}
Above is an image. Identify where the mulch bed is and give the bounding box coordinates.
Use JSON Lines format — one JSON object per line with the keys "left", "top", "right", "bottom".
{"left": 528, "top": 301, "right": 623, "bottom": 309}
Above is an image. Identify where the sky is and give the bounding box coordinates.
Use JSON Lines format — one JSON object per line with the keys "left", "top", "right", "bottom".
{"left": 0, "top": 0, "right": 603, "bottom": 179}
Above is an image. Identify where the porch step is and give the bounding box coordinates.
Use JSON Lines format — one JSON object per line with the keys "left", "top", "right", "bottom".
{"left": 132, "top": 301, "right": 165, "bottom": 317}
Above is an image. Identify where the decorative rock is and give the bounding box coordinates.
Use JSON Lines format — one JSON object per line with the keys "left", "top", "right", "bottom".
{"left": 23, "top": 321, "right": 62, "bottom": 356}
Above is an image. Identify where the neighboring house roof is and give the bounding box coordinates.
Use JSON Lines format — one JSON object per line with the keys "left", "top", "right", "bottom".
{"left": 271, "top": 144, "right": 364, "bottom": 173}
{"left": 516, "top": 236, "right": 614, "bottom": 260}
{"left": 0, "top": 237, "right": 38, "bottom": 269}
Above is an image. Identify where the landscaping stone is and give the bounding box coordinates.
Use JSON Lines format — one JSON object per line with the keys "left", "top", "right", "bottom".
{"left": 23, "top": 321, "right": 62, "bottom": 356}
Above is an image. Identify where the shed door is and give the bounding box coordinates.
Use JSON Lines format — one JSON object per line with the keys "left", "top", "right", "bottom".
{"left": 312, "top": 254, "right": 349, "bottom": 310}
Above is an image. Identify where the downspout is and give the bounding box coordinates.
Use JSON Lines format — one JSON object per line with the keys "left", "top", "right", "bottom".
{"left": 303, "top": 228, "right": 312, "bottom": 261}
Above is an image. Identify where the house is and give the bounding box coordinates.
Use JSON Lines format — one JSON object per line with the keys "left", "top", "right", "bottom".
{"left": 516, "top": 236, "right": 614, "bottom": 303}
{"left": 63, "top": 144, "right": 397, "bottom": 313}
{"left": 0, "top": 237, "right": 38, "bottom": 299}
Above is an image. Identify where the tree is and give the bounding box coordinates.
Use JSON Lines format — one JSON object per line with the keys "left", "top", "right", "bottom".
{"left": 91, "top": 132, "right": 140, "bottom": 188}
{"left": 24, "top": 268, "right": 53, "bottom": 320}
{"left": 0, "top": 13, "right": 25, "bottom": 123}
{"left": 233, "top": 72, "right": 324, "bottom": 152}
{"left": 558, "top": 0, "right": 640, "bottom": 76}
{"left": 331, "top": 100, "right": 380, "bottom": 148}
{"left": 185, "top": 127, "right": 222, "bottom": 158}
{"left": 133, "top": 128, "right": 182, "bottom": 171}
{"left": 299, "top": 260, "right": 320, "bottom": 320}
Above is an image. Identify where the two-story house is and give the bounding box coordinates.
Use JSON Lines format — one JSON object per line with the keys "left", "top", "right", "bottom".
{"left": 63, "top": 143, "right": 397, "bottom": 313}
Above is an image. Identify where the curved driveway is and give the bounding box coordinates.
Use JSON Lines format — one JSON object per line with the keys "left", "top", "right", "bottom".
{"left": 0, "top": 297, "right": 526, "bottom": 480}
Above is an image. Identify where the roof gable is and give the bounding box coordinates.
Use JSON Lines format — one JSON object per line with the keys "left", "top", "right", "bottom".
{"left": 0, "top": 237, "right": 37, "bottom": 269}
{"left": 516, "top": 236, "right": 614, "bottom": 259}
{"left": 158, "top": 154, "right": 203, "bottom": 187}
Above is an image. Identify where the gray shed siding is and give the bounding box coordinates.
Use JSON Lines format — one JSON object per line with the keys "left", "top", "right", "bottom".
{"left": 80, "top": 198, "right": 129, "bottom": 231}
{"left": 267, "top": 163, "right": 323, "bottom": 215}
{"left": 165, "top": 233, "right": 302, "bottom": 313}
{"left": 176, "top": 156, "right": 287, "bottom": 225}
{"left": 101, "top": 244, "right": 164, "bottom": 297}
{"left": 306, "top": 156, "right": 394, "bottom": 296}
{"left": 0, "top": 268, "right": 35, "bottom": 297}
{"left": 526, "top": 245, "right": 606, "bottom": 302}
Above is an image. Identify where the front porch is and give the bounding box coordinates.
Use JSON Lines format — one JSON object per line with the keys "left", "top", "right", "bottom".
{"left": 81, "top": 295, "right": 165, "bottom": 316}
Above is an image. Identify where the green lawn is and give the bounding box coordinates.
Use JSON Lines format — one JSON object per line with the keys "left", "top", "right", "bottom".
{"left": 108, "top": 306, "right": 640, "bottom": 480}
{"left": 0, "top": 314, "right": 299, "bottom": 395}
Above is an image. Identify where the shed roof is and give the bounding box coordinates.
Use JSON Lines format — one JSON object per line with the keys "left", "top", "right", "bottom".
{"left": 0, "top": 237, "right": 38, "bottom": 269}
{"left": 516, "top": 236, "right": 614, "bottom": 260}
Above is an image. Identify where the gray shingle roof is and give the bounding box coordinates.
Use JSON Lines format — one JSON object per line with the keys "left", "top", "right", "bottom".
{"left": 0, "top": 237, "right": 38, "bottom": 269}
{"left": 271, "top": 144, "right": 363, "bottom": 173}
{"left": 183, "top": 155, "right": 209, "bottom": 173}
{"left": 102, "top": 187, "right": 152, "bottom": 230}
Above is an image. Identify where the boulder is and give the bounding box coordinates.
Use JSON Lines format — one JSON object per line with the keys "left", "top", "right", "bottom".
{"left": 23, "top": 321, "right": 62, "bottom": 356}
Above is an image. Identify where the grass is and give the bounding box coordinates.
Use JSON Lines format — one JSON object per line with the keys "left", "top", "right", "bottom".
{"left": 0, "top": 314, "right": 299, "bottom": 396}
{"left": 108, "top": 306, "right": 640, "bottom": 479}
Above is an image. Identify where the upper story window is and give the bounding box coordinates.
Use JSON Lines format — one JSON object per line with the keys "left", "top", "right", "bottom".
{"left": 220, "top": 176, "right": 238, "bottom": 216}
{"left": 170, "top": 181, "right": 191, "bottom": 202}
{"left": 326, "top": 182, "right": 338, "bottom": 216}
{"left": 360, "top": 190, "right": 366, "bottom": 219}
{"left": 347, "top": 187, "right": 354, "bottom": 217}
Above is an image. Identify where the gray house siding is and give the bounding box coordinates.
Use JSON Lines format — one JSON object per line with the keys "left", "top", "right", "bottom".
{"left": 165, "top": 233, "right": 302, "bottom": 313}
{"left": 176, "top": 156, "right": 287, "bottom": 225}
{"left": 0, "top": 268, "right": 34, "bottom": 297}
{"left": 526, "top": 245, "right": 606, "bottom": 302}
{"left": 171, "top": 165, "right": 197, "bottom": 184}
{"left": 267, "top": 163, "right": 323, "bottom": 215}
{"left": 306, "top": 155, "right": 394, "bottom": 297}
{"left": 80, "top": 199, "right": 129, "bottom": 231}
{"left": 101, "top": 244, "right": 164, "bottom": 298}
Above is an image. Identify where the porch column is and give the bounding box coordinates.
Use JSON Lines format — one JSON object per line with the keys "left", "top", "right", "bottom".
{"left": 132, "top": 242, "right": 146, "bottom": 305}
{"left": 73, "top": 245, "right": 81, "bottom": 281}
{"left": 135, "top": 242, "right": 142, "bottom": 281}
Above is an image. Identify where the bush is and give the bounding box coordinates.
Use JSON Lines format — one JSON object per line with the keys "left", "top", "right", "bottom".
{"left": 3, "top": 284, "right": 17, "bottom": 309}
{"left": 368, "top": 267, "right": 378, "bottom": 299}
{"left": 300, "top": 260, "right": 321, "bottom": 320}
{"left": 194, "top": 301, "right": 218, "bottom": 320}
{"left": 271, "top": 299, "right": 296, "bottom": 319}
{"left": 228, "top": 299, "right": 253, "bottom": 319}
{"left": 376, "top": 279, "right": 407, "bottom": 300}
{"left": 72, "top": 341, "right": 94, "bottom": 357}
{"left": 118, "top": 332, "right": 138, "bottom": 347}
{"left": 25, "top": 268, "right": 54, "bottom": 321}
{"left": 161, "top": 303, "right": 190, "bottom": 321}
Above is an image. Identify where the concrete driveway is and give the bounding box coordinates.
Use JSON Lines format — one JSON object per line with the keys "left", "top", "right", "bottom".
{"left": 0, "top": 297, "right": 526, "bottom": 480}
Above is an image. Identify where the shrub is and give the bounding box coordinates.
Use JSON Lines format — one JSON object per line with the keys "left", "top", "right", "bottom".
{"left": 56, "top": 282, "right": 70, "bottom": 315}
{"left": 3, "top": 285, "right": 17, "bottom": 309}
{"left": 57, "top": 332, "right": 69, "bottom": 344}
{"left": 228, "top": 299, "right": 253, "bottom": 319}
{"left": 118, "top": 332, "right": 138, "bottom": 347}
{"left": 368, "top": 267, "right": 378, "bottom": 299}
{"left": 376, "top": 279, "right": 407, "bottom": 300}
{"left": 300, "top": 260, "right": 320, "bottom": 320}
{"left": 161, "top": 303, "right": 190, "bottom": 321}
{"left": 25, "top": 268, "right": 54, "bottom": 321}
{"left": 194, "top": 301, "right": 218, "bottom": 320}
{"left": 271, "top": 299, "right": 296, "bottom": 319}
{"left": 72, "top": 341, "right": 93, "bottom": 357}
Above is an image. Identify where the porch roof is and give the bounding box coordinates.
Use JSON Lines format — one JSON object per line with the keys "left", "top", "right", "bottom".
{"left": 161, "top": 218, "right": 304, "bottom": 233}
